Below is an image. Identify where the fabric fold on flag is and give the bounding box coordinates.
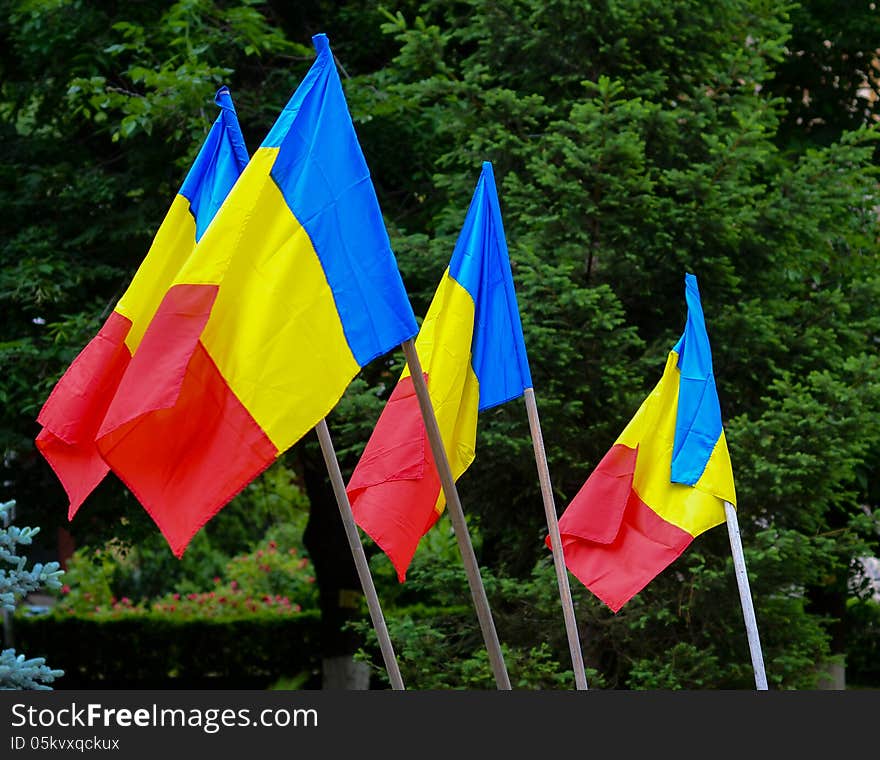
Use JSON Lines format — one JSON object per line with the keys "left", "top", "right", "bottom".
{"left": 347, "top": 161, "right": 532, "bottom": 581}
{"left": 550, "top": 273, "right": 736, "bottom": 612}
{"left": 95, "top": 34, "right": 418, "bottom": 558}
{"left": 35, "top": 87, "right": 249, "bottom": 519}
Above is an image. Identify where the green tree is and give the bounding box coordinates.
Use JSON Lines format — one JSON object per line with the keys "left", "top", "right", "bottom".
{"left": 334, "top": 0, "right": 880, "bottom": 687}
{"left": 770, "top": 0, "right": 880, "bottom": 152}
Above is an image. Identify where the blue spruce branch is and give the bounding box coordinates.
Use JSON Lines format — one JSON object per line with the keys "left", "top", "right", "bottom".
{"left": 0, "top": 650, "right": 64, "bottom": 690}
{"left": 0, "top": 500, "right": 65, "bottom": 690}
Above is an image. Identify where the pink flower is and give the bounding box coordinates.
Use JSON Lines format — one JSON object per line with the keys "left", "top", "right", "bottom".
{"left": 230, "top": 581, "right": 238, "bottom": 590}
{"left": 61, "top": 585, "right": 71, "bottom": 594}
{"left": 213, "top": 576, "right": 221, "bottom": 585}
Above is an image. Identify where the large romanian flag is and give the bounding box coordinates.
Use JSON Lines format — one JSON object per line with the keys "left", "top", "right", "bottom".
{"left": 94, "top": 34, "right": 418, "bottom": 558}
{"left": 35, "top": 87, "right": 249, "bottom": 519}
{"left": 347, "top": 162, "right": 532, "bottom": 581}
{"left": 552, "top": 273, "right": 736, "bottom": 612}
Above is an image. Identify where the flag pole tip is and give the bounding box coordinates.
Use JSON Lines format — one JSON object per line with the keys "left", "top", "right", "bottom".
{"left": 214, "top": 86, "right": 234, "bottom": 111}
{"left": 480, "top": 161, "right": 497, "bottom": 192}
{"left": 313, "top": 33, "right": 330, "bottom": 54}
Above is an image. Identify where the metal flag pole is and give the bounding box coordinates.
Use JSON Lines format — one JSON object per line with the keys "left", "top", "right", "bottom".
{"left": 402, "top": 339, "right": 512, "bottom": 690}
{"left": 523, "top": 388, "right": 589, "bottom": 690}
{"left": 723, "top": 500, "right": 768, "bottom": 690}
{"left": 314, "top": 418, "right": 406, "bottom": 690}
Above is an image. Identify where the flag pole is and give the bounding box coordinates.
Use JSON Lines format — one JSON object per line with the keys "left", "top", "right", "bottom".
{"left": 723, "top": 500, "right": 768, "bottom": 690}
{"left": 523, "top": 388, "right": 589, "bottom": 690}
{"left": 402, "top": 339, "right": 512, "bottom": 690}
{"left": 314, "top": 418, "right": 406, "bottom": 690}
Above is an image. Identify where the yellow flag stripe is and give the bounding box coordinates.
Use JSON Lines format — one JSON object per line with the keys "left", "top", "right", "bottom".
{"left": 173, "top": 147, "right": 359, "bottom": 451}
{"left": 116, "top": 194, "right": 197, "bottom": 355}
{"left": 402, "top": 271, "right": 481, "bottom": 515}
{"left": 617, "top": 351, "right": 734, "bottom": 537}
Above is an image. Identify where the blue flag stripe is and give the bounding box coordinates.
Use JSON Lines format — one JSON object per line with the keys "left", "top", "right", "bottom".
{"left": 671, "top": 273, "right": 724, "bottom": 485}
{"left": 179, "top": 87, "right": 250, "bottom": 241}
{"left": 263, "top": 34, "right": 418, "bottom": 366}
{"left": 448, "top": 162, "right": 533, "bottom": 411}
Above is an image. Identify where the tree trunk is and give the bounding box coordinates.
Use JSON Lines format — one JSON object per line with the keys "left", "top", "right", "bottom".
{"left": 300, "top": 443, "right": 371, "bottom": 690}
{"left": 807, "top": 573, "right": 848, "bottom": 690}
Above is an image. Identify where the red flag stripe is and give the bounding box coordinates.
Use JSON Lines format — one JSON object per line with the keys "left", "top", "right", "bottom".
{"left": 347, "top": 374, "right": 442, "bottom": 581}
{"left": 96, "top": 285, "right": 277, "bottom": 557}
{"left": 550, "top": 443, "right": 693, "bottom": 612}
{"left": 35, "top": 311, "right": 134, "bottom": 518}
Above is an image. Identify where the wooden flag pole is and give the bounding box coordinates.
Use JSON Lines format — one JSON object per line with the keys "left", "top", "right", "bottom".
{"left": 314, "top": 418, "right": 406, "bottom": 691}
{"left": 523, "top": 388, "right": 589, "bottom": 690}
{"left": 723, "top": 501, "right": 768, "bottom": 690}
{"left": 402, "top": 339, "right": 512, "bottom": 690}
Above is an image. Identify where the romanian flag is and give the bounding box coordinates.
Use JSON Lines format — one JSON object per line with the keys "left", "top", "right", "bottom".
{"left": 94, "top": 34, "right": 418, "bottom": 558}
{"left": 347, "top": 162, "right": 532, "bottom": 581}
{"left": 35, "top": 87, "right": 249, "bottom": 519}
{"left": 552, "top": 273, "right": 736, "bottom": 612}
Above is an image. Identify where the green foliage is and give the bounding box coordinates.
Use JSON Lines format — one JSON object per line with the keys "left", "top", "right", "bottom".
{"left": 339, "top": 0, "right": 880, "bottom": 690}
{"left": 55, "top": 460, "right": 312, "bottom": 604}
{"left": 845, "top": 596, "right": 880, "bottom": 688}
{"left": 14, "top": 611, "right": 321, "bottom": 688}
{"left": 770, "top": 0, "right": 880, "bottom": 151}
{"left": 0, "top": 0, "right": 312, "bottom": 543}
{"left": 351, "top": 521, "right": 603, "bottom": 689}
{"left": 599, "top": 531, "right": 836, "bottom": 689}
{"left": 50, "top": 548, "right": 114, "bottom": 614}
{"left": 627, "top": 643, "right": 725, "bottom": 690}
{"left": 54, "top": 521, "right": 319, "bottom": 620}
{"left": 64, "top": 0, "right": 305, "bottom": 145}
{"left": 223, "top": 527, "right": 318, "bottom": 609}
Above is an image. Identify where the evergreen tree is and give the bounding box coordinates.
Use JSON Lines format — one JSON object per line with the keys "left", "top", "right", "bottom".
{"left": 0, "top": 500, "right": 64, "bottom": 689}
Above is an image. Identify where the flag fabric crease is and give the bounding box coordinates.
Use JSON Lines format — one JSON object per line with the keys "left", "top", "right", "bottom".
{"left": 347, "top": 161, "right": 532, "bottom": 581}
{"left": 551, "top": 273, "right": 736, "bottom": 612}
{"left": 35, "top": 87, "right": 249, "bottom": 519}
